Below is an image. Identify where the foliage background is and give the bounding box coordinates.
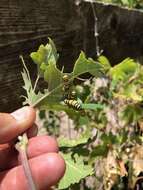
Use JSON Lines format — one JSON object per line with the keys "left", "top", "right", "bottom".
{"left": 21, "top": 38, "right": 143, "bottom": 190}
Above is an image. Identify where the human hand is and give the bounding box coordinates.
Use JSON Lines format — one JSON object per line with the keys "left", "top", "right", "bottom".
{"left": 0, "top": 106, "right": 65, "bottom": 190}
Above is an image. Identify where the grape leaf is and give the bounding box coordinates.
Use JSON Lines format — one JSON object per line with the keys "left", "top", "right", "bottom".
{"left": 58, "top": 153, "right": 93, "bottom": 189}
{"left": 73, "top": 51, "right": 104, "bottom": 78}
{"left": 58, "top": 131, "right": 91, "bottom": 147}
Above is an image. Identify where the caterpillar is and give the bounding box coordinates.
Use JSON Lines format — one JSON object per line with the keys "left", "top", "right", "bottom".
{"left": 62, "top": 74, "right": 77, "bottom": 100}
{"left": 62, "top": 74, "right": 69, "bottom": 83}
{"left": 64, "top": 99, "right": 82, "bottom": 110}
{"left": 62, "top": 74, "right": 70, "bottom": 94}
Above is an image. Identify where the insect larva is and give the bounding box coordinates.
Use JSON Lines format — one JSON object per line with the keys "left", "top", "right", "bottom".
{"left": 64, "top": 99, "right": 82, "bottom": 110}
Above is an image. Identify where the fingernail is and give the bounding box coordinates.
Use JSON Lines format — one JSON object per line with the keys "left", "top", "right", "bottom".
{"left": 11, "top": 107, "right": 30, "bottom": 122}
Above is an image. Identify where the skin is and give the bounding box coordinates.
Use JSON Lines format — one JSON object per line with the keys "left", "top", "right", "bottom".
{"left": 0, "top": 106, "right": 66, "bottom": 190}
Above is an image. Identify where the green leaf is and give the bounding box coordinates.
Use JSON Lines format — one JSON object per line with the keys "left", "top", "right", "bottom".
{"left": 21, "top": 56, "right": 63, "bottom": 109}
{"left": 101, "top": 132, "right": 118, "bottom": 145}
{"left": 120, "top": 104, "right": 143, "bottom": 124}
{"left": 109, "top": 58, "right": 138, "bottom": 81}
{"left": 78, "top": 115, "right": 89, "bottom": 126}
{"left": 44, "top": 62, "right": 63, "bottom": 91}
{"left": 30, "top": 38, "right": 59, "bottom": 76}
{"left": 121, "top": 0, "right": 130, "bottom": 5}
{"left": 128, "top": 0, "right": 135, "bottom": 7}
{"left": 73, "top": 51, "right": 103, "bottom": 78}
{"left": 116, "top": 130, "right": 128, "bottom": 145}
{"left": 81, "top": 103, "right": 105, "bottom": 110}
{"left": 21, "top": 63, "right": 44, "bottom": 106}
{"left": 41, "top": 62, "right": 63, "bottom": 104}
{"left": 114, "top": 83, "right": 142, "bottom": 102}
{"left": 58, "top": 153, "right": 93, "bottom": 189}
{"left": 30, "top": 42, "right": 64, "bottom": 107}
{"left": 91, "top": 144, "right": 108, "bottom": 157}
{"left": 90, "top": 133, "right": 119, "bottom": 158}
{"left": 58, "top": 131, "right": 91, "bottom": 148}
{"left": 98, "top": 55, "right": 111, "bottom": 72}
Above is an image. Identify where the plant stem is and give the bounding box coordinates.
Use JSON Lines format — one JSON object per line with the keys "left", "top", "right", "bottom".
{"left": 20, "top": 55, "right": 31, "bottom": 82}
{"left": 33, "top": 75, "right": 40, "bottom": 92}
{"left": 16, "top": 133, "right": 37, "bottom": 190}
{"left": 90, "top": 1, "right": 102, "bottom": 57}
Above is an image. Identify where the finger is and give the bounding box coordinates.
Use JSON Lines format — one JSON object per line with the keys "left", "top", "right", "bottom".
{"left": 0, "top": 136, "right": 59, "bottom": 170}
{"left": 18, "top": 135, "right": 59, "bottom": 165}
{"left": 0, "top": 153, "right": 66, "bottom": 190}
{"left": 0, "top": 107, "right": 36, "bottom": 144}
{"left": 26, "top": 124, "right": 38, "bottom": 138}
{"left": 0, "top": 125, "right": 39, "bottom": 170}
{"left": 26, "top": 135, "right": 59, "bottom": 159}
{"left": 0, "top": 144, "right": 17, "bottom": 171}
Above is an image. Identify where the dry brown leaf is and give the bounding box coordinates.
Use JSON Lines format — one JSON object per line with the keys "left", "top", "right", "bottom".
{"left": 103, "top": 151, "right": 119, "bottom": 190}
{"left": 117, "top": 160, "right": 128, "bottom": 177}
{"left": 132, "top": 145, "right": 143, "bottom": 176}
{"left": 138, "top": 120, "right": 143, "bottom": 132}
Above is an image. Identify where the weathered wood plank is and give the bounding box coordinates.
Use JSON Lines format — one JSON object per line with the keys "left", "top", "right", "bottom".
{"left": 1, "top": 0, "right": 143, "bottom": 112}
{"left": 0, "top": 0, "right": 82, "bottom": 112}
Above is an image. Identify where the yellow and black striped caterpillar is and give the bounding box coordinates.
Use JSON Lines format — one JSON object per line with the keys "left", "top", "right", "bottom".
{"left": 64, "top": 99, "right": 82, "bottom": 110}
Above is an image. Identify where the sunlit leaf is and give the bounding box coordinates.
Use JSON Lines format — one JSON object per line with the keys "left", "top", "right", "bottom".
{"left": 58, "top": 131, "right": 91, "bottom": 147}
{"left": 121, "top": 0, "right": 130, "bottom": 5}
{"left": 21, "top": 64, "right": 44, "bottom": 106}
{"left": 73, "top": 51, "right": 103, "bottom": 78}
{"left": 114, "top": 83, "right": 142, "bottom": 102}
{"left": 58, "top": 153, "right": 93, "bottom": 189}
{"left": 30, "top": 38, "right": 59, "bottom": 76}
{"left": 109, "top": 58, "right": 138, "bottom": 81}
{"left": 98, "top": 55, "right": 111, "bottom": 72}
{"left": 43, "top": 62, "right": 63, "bottom": 102}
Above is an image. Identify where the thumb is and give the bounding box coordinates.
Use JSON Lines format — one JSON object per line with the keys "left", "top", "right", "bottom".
{"left": 0, "top": 107, "right": 36, "bottom": 144}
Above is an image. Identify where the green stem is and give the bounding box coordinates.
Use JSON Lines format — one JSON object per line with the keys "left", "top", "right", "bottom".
{"left": 16, "top": 133, "right": 37, "bottom": 190}
{"left": 33, "top": 75, "right": 40, "bottom": 92}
